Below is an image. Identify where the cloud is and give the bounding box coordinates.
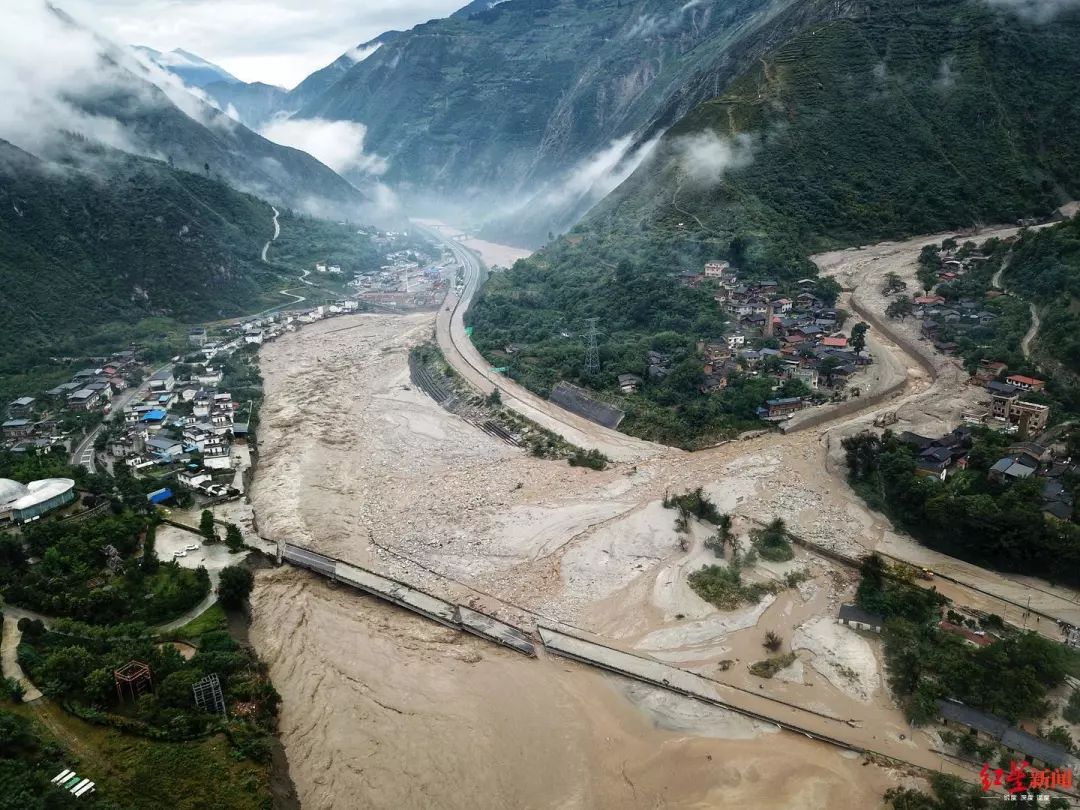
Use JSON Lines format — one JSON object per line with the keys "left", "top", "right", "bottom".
{"left": 540, "top": 136, "right": 660, "bottom": 209}
{"left": 62, "top": 0, "right": 469, "bottom": 87}
{"left": 673, "top": 131, "right": 756, "bottom": 186}
{"left": 984, "top": 0, "right": 1080, "bottom": 21}
{"left": 259, "top": 117, "right": 388, "bottom": 175}
{"left": 345, "top": 42, "right": 382, "bottom": 63}
{"left": 0, "top": 3, "right": 148, "bottom": 157}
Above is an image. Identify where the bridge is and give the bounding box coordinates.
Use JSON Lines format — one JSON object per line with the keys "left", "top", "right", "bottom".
{"left": 273, "top": 541, "right": 1003, "bottom": 786}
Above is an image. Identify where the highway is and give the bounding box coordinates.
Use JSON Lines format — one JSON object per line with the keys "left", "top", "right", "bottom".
{"left": 424, "top": 224, "right": 668, "bottom": 463}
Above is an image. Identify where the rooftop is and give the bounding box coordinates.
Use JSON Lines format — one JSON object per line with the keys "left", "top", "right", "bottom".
{"left": 838, "top": 604, "right": 883, "bottom": 626}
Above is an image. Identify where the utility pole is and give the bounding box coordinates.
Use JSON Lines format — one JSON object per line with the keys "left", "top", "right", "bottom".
{"left": 583, "top": 318, "right": 601, "bottom": 377}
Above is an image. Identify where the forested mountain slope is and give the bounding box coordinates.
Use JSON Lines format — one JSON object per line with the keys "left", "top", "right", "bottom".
{"left": 297, "top": 0, "right": 846, "bottom": 215}
{"left": 0, "top": 140, "right": 284, "bottom": 360}
{"left": 590, "top": 0, "right": 1080, "bottom": 268}
{"left": 1005, "top": 215, "right": 1080, "bottom": 378}
{"left": 467, "top": 0, "right": 1080, "bottom": 445}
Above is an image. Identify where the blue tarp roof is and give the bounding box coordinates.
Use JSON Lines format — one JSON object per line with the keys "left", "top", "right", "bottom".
{"left": 147, "top": 488, "right": 173, "bottom": 504}
{"left": 142, "top": 409, "right": 167, "bottom": 421}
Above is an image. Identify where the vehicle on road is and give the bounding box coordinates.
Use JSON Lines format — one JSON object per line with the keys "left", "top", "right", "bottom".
{"left": 185, "top": 544, "right": 199, "bottom": 551}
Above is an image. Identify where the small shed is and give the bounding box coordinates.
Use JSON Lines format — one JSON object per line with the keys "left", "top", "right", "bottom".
{"left": 146, "top": 488, "right": 174, "bottom": 505}
{"left": 837, "top": 604, "right": 884, "bottom": 633}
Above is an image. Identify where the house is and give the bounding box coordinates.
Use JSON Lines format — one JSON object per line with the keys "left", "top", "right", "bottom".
{"left": 188, "top": 328, "right": 208, "bottom": 347}
{"left": 914, "top": 294, "right": 946, "bottom": 306}
{"left": 1009, "top": 401, "right": 1050, "bottom": 435}
{"left": 203, "top": 436, "right": 233, "bottom": 470}
{"left": 821, "top": 336, "right": 848, "bottom": 349}
{"left": 772, "top": 298, "right": 793, "bottom": 314}
{"left": 8, "top": 397, "right": 35, "bottom": 417}
{"left": 938, "top": 700, "right": 1075, "bottom": 768}
{"left": 66, "top": 389, "right": 101, "bottom": 411}
{"left": 1009, "top": 442, "right": 1050, "bottom": 469}
{"left": 838, "top": 604, "right": 883, "bottom": 633}
{"left": 617, "top": 374, "right": 642, "bottom": 394}
{"left": 148, "top": 369, "right": 175, "bottom": 393}
{"left": 146, "top": 436, "right": 183, "bottom": 460}
{"left": 140, "top": 408, "right": 168, "bottom": 428}
{"left": 703, "top": 260, "right": 729, "bottom": 278}
{"left": 987, "top": 382, "right": 1021, "bottom": 420}
{"left": 177, "top": 468, "right": 213, "bottom": 490}
{"left": 726, "top": 333, "right": 746, "bottom": 349}
{"left": 1043, "top": 500, "right": 1075, "bottom": 521}
{"left": 1006, "top": 374, "right": 1045, "bottom": 393}
{"left": 898, "top": 432, "right": 936, "bottom": 451}
{"left": 45, "top": 382, "right": 81, "bottom": 398}
{"left": 989, "top": 457, "right": 1037, "bottom": 483}
{"left": 1, "top": 419, "right": 32, "bottom": 439}
{"left": 938, "top": 700, "right": 1009, "bottom": 742}
{"left": 764, "top": 397, "right": 803, "bottom": 419}
{"left": 791, "top": 366, "right": 819, "bottom": 390}
{"left": 1000, "top": 728, "right": 1075, "bottom": 770}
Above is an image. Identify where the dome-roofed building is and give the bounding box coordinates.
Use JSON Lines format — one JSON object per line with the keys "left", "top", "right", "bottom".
{"left": 0, "top": 477, "right": 76, "bottom": 523}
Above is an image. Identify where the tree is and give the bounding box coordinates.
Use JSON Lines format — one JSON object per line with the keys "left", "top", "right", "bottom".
{"left": 881, "top": 272, "right": 908, "bottom": 295}
{"left": 218, "top": 565, "right": 254, "bottom": 610}
{"left": 763, "top": 631, "right": 783, "bottom": 652}
{"left": 850, "top": 322, "right": 869, "bottom": 353}
{"left": 886, "top": 297, "right": 914, "bottom": 320}
{"left": 224, "top": 523, "right": 244, "bottom": 553}
{"left": 199, "top": 510, "right": 217, "bottom": 542}
{"left": 818, "top": 356, "right": 843, "bottom": 386}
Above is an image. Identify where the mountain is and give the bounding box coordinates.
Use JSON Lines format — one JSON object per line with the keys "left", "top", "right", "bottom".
{"left": 465, "top": 0, "right": 1080, "bottom": 447}
{"left": 15, "top": 10, "right": 368, "bottom": 217}
{"left": 294, "top": 0, "right": 859, "bottom": 241}
{"left": 73, "top": 57, "right": 369, "bottom": 216}
{"left": 285, "top": 31, "right": 403, "bottom": 113}
{"left": 0, "top": 138, "right": 285, "bottom": 362}
{"left": 1003, "top": 213, "right": 1080, "bottom": 379}
{"left": 134, "top": 46, "right": 241, "bottom": 88}
{"left": 201, "top": 80, "right": 290, "bottom": 128}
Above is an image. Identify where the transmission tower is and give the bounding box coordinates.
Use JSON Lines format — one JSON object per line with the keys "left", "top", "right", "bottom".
{"left": 583, "top": 318, "right": 601, "bottom": 377}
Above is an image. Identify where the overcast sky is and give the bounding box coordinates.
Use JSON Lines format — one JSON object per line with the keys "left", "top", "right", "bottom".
{"left": 61, "top": 0, "right": 467, "bottom": 88}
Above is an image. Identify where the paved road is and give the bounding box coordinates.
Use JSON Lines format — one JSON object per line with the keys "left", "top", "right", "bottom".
{"left": 70, "top": 362, "right": 172, "bottom": 473}
{"left": 423, "top": 224, "right": 667, "bottom": 463}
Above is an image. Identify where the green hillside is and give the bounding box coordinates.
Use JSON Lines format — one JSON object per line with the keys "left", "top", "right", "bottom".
{"left": 467, "top": 0, "right": 1080, "bottom": 446}
{"left": 1005, "top": 215, "right": 1080, "bottom": 380}
{"left": 0, "top": 140, "right": 292, "bottom": 373}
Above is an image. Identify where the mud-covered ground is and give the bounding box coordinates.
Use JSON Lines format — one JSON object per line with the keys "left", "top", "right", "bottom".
{"left": 247, "top": 226, "right": 1080, "bottom": 809}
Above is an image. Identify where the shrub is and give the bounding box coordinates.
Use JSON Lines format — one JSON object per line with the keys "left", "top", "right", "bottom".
{"left": 749, "top": 652, "right": 796, "bottom": 679}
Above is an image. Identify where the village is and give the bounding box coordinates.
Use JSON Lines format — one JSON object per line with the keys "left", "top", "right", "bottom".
{"left": 0, "top": 232, "right": 453, "bottom": 526}
{"left": 872, "top": 236, "right": 1074, "bottom": 521}
{"left": 672, "top": 260, "right": 874, "bottom": 421}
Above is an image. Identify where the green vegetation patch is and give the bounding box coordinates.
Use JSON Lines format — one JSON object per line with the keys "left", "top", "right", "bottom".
{"left": 748, "top": 652, "right": 796, "bottom": 679}
{"left": 843, "top": 430, "right": 1080, "bottom": 587}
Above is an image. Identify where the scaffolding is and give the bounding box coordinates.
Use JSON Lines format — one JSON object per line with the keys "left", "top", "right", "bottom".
{"left": 113, "top": 660, "right": 152, "bottom": 703}
{"left": 192, "top": 673, "right": 227, "bottom": 717}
